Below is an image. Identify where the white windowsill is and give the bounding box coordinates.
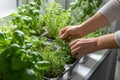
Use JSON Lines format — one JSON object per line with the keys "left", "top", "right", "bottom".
{"left": 0, "top": 9, "right": 16, "bottom": 18}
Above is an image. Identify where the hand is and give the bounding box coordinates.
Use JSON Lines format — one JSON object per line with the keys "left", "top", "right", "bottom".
{"left": 69, "top": 38, "right": 99, "bottom": 58}
{"left": 59, "top": 26, "right": 81, "bottom": 40}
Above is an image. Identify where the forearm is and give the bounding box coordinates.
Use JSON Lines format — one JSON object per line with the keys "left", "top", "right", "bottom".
{"left": 78, "top": 0, "right": 120, "bottom": 37}
{"left": 78, "top": 12, "right": 108, "bottom": 37}
{"left": 97, "top": 33, "right": 120, "bottom": 50}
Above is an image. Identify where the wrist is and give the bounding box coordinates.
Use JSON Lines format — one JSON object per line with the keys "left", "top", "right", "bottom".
{"left": 77, "top": 24, "right": 88, "bottom": 37}
{"left": 95, "top": 37, "right": 103, "bottom": 50}
{"left": 96, "top": 33, "right": 119, "bottom": 50}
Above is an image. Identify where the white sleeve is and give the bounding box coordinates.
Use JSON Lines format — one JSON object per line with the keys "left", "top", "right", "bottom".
{"left": 98, "top": 0, "right": 120, "bottom": 23}
{"left": 115, "top": 30, "right": 120, "bottom": 47}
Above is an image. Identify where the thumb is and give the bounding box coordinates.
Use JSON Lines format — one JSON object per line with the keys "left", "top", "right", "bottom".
{"left": 60, "top": 30, "right": 70, "bottom": 40}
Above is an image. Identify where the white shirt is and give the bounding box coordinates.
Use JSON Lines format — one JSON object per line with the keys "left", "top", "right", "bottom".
{"left": 98, "top": 0, "right": 120, "bottom": 80}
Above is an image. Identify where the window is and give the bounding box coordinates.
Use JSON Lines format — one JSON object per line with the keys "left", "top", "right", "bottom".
{"left": 0, "top": 0, "right": 17, "bottom": 18}
{"left": 0, "top": 0, "right": 28, "bottom": 18}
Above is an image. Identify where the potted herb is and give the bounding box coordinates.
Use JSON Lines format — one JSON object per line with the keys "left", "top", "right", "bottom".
{"left": 43, "top": 2, "right": 74, "bottom": 39}
{"left": 11, "top": 0, "right": 46, "bottom": 36}
{"left": 31, "top": 36, "right": 76, "bottom": 79}
{"left": 53, "top": 37, "right": 76, "bottom": 64}
{"left": 0, "top": 26, "right": 50, "bottom": 80}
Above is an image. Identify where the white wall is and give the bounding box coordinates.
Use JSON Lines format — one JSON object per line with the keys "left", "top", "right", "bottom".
{"left": 0, "top": 0, "right": 16, "bottom": 18}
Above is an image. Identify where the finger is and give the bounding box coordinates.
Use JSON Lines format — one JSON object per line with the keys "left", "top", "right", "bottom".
{"left": 59, "top": 27, "right": 67, "bottom": 36}
{"left": 70, "top": 38, "right": 85, "bottom": 48}
{"left": 74, "top": 51, "right": 84, "bottom": 59}
{"left": 71, "top": 45, "right": 87, "bottom": 55}
{"left": 71, "top": 39, "right": 94, "bottom": 50}
{"left": 69, "top": 39, "right": 79, "bottom": 47}
{"left": 70, "top": 41, "right": 82, "bottom": 51}
{"left": 76, "top": 46, "right": 94, "bottom": 58}
{"left": 76, "top": 50, "right": 87, "bottom": 59}
{"left": 60, "top": 29, "right": 70, "bottom": 40}
{"left": 71, "top": 47, "right": 81, "bottom": 55}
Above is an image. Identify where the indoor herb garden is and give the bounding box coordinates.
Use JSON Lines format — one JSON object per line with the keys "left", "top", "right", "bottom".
{"left": 0, "top": 0, "right": 103, "bottom": 80}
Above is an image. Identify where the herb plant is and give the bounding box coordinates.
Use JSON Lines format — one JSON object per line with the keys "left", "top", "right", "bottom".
{"left": 0, "top": 26, "right": 50, "bottom": 80}
{"left": 11, "top": 0, "right": 46, "bottom": 36}
{"left": 41, "top": 45, "right": 66, "bottom": 78}
{"left": 44, "top": 2, "right": 74, "bottom": 39}
{"left": 31, "top": 36, "right": 76, "bottom": 78}
{"left": 9, "top": 1, "right": 75, "bottom": 78}
{"left": 54, "top": 37, "right": 76, "bottom": 64}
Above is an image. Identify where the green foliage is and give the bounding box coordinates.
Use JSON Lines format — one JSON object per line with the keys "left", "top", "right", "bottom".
{"left": 0, "top": 26, "right": 50, "bottom": 80}
{"left": 84, "top": 28, "right": 104, "bottom": 38}
{"left": 0, "top": 0, "right": 104, "bottom": 79}
{"left": 54, "top": 37, "right": 76, "bottom": 64}
{"left": 11, "top": 1, "right": 74, "bottom": 39}
{"left": 44, "top": 2, "right": 74, "bottom": 39}
{"left": 69, "top": 0, "right": 102, "bottom": 23}
{"left": 41, "top": 45, "right": 66, "bottom": 78}
{"left": 11, "top": 0, "right": 45, "bottom": 35}
{"left": 31, "top": 36, "right": 47, "bottom": 52}
{"left": 31, "top": 36, "right": 76, "bottom": 78}
{"left": 10, "top": 1, "right": 75, "bottom": 78}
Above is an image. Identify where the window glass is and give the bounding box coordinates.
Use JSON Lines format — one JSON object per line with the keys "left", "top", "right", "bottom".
{"left": 0, "top": 0, "right": 16, "bottom": 18}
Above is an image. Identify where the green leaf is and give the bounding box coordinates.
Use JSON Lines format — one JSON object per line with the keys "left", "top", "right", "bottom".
{"left": 29, "top": 7, "right": 36, "bottom": 13}
{"left": 37, "top": 61, "right": 50, "bottom": 70}
{"left": 10, "top": 13, "right": 17, "bottom": 17}
{"left": 13, "top": 30, "right": 24, "bottom": 45}
{"left": 0, "top": 30, "right": 5, "bottom": 42}
{"left": 29, "top": 2, "right": 36, "bottom": 7}
{"left": 10, "top": 44, "right": 20, "bottom": 52}
{"left": 22, "top": 16, "right": 32, "bottom": 22}
{"left": 25, "top": 43, "right": 32, "bottom": 49}
{"left": 11, "top": 57, "right": 26, "bottom": 71}
{"left": 33, "top": 10, "right": 40, "bottom": 15}
{"left": 22, "top": 69, "right": 36, "bottom": 80}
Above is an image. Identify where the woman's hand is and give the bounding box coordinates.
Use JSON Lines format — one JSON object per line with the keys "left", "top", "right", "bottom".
{"left": 59, "top": 12, "right": 108, "bottom": 40}
{"left": 69, "top": 38, "right": 99, "bottom": 58}
{"left": 69, "top": 33, "right": 120, "bottom": 58}
{"left": 59, "top": 26, "right": 82, "bottom": 40}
